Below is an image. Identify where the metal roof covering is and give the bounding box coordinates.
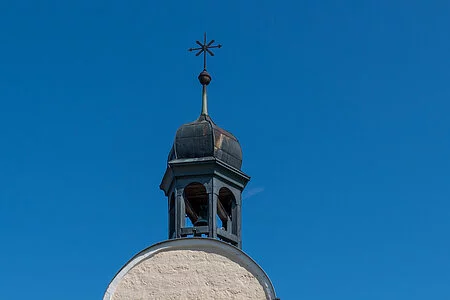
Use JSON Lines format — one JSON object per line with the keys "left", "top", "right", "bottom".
{"left": 168, "top": 114, "right": 243, "bottom": 170}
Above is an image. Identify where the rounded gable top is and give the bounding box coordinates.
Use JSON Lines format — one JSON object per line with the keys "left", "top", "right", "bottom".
{"left": 104, "top": 238, "right": 277, "bottom": 300}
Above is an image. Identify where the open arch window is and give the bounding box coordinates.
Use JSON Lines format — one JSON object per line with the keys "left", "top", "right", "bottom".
{"left": 184, "top": 183, "right": 209, "bottom": 227}
{"left": 217, "top": 187, "right": 237, "bottom": 235}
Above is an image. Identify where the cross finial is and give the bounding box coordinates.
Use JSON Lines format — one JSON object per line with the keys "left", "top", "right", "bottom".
{"left": 188, "top": 32, "right": 222, "bottom": 70}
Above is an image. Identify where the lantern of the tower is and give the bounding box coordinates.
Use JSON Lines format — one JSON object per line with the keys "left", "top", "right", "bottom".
{"left": 160, "top": 112, "right": 250, "bottom": 248}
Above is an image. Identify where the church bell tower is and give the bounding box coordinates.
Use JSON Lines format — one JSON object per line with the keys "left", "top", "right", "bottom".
{"left": 160, "top": 34, "right": 249, "bottom": 248}
{"left": 104, "top": 34, "right": 279, "bottom": 300}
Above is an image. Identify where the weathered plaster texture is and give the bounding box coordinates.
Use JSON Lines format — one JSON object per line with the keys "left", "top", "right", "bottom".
{"left": 112, "top": 249, "right": 267, "bottom": 300}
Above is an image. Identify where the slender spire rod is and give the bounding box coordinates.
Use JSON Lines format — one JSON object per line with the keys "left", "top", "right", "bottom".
{"left": 188, "top": 33, "right": 222, "bottom": 116}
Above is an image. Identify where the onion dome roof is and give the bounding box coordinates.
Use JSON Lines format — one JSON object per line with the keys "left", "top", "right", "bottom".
{"left": 168, "top": 114, "right": 242, "bottom": 170}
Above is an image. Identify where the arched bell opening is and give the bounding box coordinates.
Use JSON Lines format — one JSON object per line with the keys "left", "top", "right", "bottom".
{"left": 217, "top": 187, "right": 237, "bottom": 235}
{"left": 168, "top": 193, "right": 175, "bottom": 238}
{"left": 184, "top": 182, "right": 209, "bottom": 228}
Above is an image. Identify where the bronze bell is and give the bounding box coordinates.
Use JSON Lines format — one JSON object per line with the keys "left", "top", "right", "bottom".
{"left": 194, "top": 204, "right": 208, "bottom": 226}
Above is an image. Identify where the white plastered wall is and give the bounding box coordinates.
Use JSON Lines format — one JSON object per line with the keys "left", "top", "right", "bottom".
{"left": 104, "top": 238, "right": 277, "bottom": 300}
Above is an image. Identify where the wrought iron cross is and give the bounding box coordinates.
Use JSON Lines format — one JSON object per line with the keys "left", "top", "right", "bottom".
{"left": 188, "top": 33, "right": 222, "bottom": 70}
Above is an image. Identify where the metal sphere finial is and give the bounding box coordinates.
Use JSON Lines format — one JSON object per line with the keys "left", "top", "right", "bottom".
{"left": 198, "top": 70, "right": 211, "bottom": 86}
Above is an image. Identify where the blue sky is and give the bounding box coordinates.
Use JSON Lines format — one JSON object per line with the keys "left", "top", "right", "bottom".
{"left": 1, "top": 1, "right": 449, "bottom": 299}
